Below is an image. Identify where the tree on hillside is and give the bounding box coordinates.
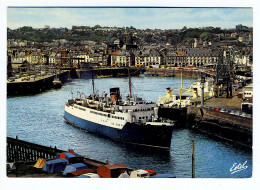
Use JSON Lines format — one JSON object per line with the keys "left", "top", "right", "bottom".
{"left": 184, "top": 29, "right": 200, "bottom": 38}
{"left": 200, "top": 32, "right": 212, "bottom": 41}
{"left": 93, "top": 25, "right": 101, "bottom": 29}
{"left": 185, "top": 38, "right": 195, "bottom": 46}
{"left": 19, "top": 26, "right": 34, "bottom": 32}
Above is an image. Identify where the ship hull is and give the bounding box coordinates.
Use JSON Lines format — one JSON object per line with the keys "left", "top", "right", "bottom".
{"left": 64, "top": 109, "right": 174, "bottom": 149}
{"left": 53, "top": 83, "right": 62, "bottom": 89}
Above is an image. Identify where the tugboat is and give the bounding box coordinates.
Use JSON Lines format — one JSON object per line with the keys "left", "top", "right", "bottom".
{"left": 158, "top": 70, "right": 197, "bottom": 108}
{"left": 53, "top": 76, "right": 62, "bottom": 89}
{"left": 64, "top": 69, "right": 175, "bottom": 149}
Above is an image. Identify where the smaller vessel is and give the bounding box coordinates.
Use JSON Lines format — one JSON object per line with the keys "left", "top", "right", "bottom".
{"left": 140, "top": 72, "right": 158, "bottom": 77}
{"left": 158, "top": 71, "right": 215, "bottom": 108}
{"left": 158, "top": 88, "right": 195, "bottom": 108}
{"left": 67, "top": 77, "right": 72, "bottom": 82}
{"left": 158, "top": 71, "right": 197, "bottom": 108}
{"left": 53, "top": 76, "right": 62, "bottom": 89}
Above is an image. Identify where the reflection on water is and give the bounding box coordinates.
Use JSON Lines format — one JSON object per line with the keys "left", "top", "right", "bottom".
{"left": 7, "top": 76, "right": 252, "bottom": 178}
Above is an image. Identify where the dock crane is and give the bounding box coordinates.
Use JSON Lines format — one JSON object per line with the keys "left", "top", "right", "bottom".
{"left": 215, "top": 49, "right": 234, "bottom": 98}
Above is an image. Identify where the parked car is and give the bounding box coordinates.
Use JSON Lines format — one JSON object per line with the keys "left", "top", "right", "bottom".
{"left": 245, "top": 114, "right": 252, "bottom": 119}
{"left": 241, "top": 112, "right": 247, "bottom": 117}
{"left": 234, "top": 111, "right": 242, "bottom": 116}
{"left": 229, "top": 110, "right": 236, "bottom": 115}
{"left": 204, "top": 105, "right": 212, "bottom": 109}
{"left": 8, "top": 77, "right": 15, "bottom": 82}
{"left": 213, "top": 107, "right": 221, "bottom": 112}
{"left": 219, "top": 108, "right": 229, "bottom": 113}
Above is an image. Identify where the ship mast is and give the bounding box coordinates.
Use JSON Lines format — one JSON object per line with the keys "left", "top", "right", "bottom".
{"left": 92, "top": 72, "right": 95, "bottom": 97}
{"left": 169, "top": 68, "right": 197, "bottom": 108}
{"left": 128, "top": 67, "right": 132, "bottom": 99}
{"left": 180, "top": 69, "right": 183, "bottom": 107}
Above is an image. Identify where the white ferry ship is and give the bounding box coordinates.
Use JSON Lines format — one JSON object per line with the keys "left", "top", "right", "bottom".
{"left": 64, "top": 73, "right": 175, "bottom": 149}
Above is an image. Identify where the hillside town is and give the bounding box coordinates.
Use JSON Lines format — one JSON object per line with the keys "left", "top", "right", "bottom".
{"left": 7, "top": 24, "right": 252, "bottom": 70}
{"left": 7, "top": 25, "right": 253, "bottom": 103}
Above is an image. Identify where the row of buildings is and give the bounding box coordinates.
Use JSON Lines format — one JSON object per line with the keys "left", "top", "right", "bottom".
{"left": 8, "top": 48, "right": 218, "bottom": 68}
{"left": 9, "top": 45, "right": 252, "bottom": 71}
{"left": 7, "top": 24, "right": 253, "bottom": 75}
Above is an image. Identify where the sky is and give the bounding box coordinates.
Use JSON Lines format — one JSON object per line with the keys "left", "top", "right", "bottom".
{"left": 7, "top": 7, "right": 253, "bottom": 30}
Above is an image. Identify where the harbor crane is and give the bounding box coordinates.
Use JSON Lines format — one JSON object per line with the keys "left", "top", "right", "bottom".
{"left": 215, "top": 49, "right": 234, "bottom": 98}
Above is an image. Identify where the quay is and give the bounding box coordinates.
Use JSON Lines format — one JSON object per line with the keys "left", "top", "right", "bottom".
{"left": 159, "top": 96, "right": 252, "bottom": 147}
{"left": 146, "top": 67, "right": 203, "bottom": 77}
{"left": 186, "top": 106, "right": 252, "bottom": 147}
{"left": 7, "top": 136, "right": 63, "bottom": 163}
{"left": 6, "top": 67, "right": 144, "bottom": 96}
{"left": 6, "top": 136, "right": 106, "bottom": 177}
{"left": 189, "top": 90, "right": 252, "bottom": 147}
{"left": 7, "top": 137, "right": 165, "bottom": 178}
{"left": 7, "top": 70, "right": 71, "bottom": 96}
{"left": 76, "top": 67, "right": 144, "bottom": 78}
{"left": 6, "top": 66, "right": 211, "bottom": 96}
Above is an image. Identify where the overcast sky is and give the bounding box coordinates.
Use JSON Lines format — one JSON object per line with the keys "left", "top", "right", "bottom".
{"left": 7, "top": 7, "right": 253, "bottom": 30}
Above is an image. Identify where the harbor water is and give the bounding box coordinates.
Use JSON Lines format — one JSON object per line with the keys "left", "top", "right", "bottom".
{"left": 7, "top": 76, "right": 252, "bottom": 178}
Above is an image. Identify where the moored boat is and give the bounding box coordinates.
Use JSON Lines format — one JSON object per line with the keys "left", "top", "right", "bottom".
{"left": 140, "top": 72, "right": 158, "bottom": 77}
{"left": 53, "top": 76, "right": 62, "bottom": 89}
{"left": 64, "top": 70, "right": 175, "bottom": 149}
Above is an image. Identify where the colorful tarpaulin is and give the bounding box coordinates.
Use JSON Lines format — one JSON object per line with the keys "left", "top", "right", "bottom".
{"left": 56, "top": 152, "right": 75, "bottom": 159}
{"left": 70, "top": 169, "right": 95, "bottom": 176}
{"left": 34, "top": 158, "right": 46, "bottom": 168}
{"left": 144, "top": 169, "right": 157, "bottom": 176}
{"left": 63, "top": 163, "right": 88, "bottom": 175}
{"left": 56, "top": 152, "right": 84, "bottom": 164}
{"left": 43, "top": 159, "right": 68, "bottom": 174}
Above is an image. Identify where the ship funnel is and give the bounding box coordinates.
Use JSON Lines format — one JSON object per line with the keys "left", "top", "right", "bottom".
{"left": 166, "top": 88, "right": 172, "bottom": 98}
{"left": 110, "top": 87, "right": 120, "bottom": 102}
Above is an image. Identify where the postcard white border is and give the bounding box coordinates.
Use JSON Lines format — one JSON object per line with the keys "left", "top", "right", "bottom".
{"left": 1, "top": 0, "right": 259, "bottom": 190}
